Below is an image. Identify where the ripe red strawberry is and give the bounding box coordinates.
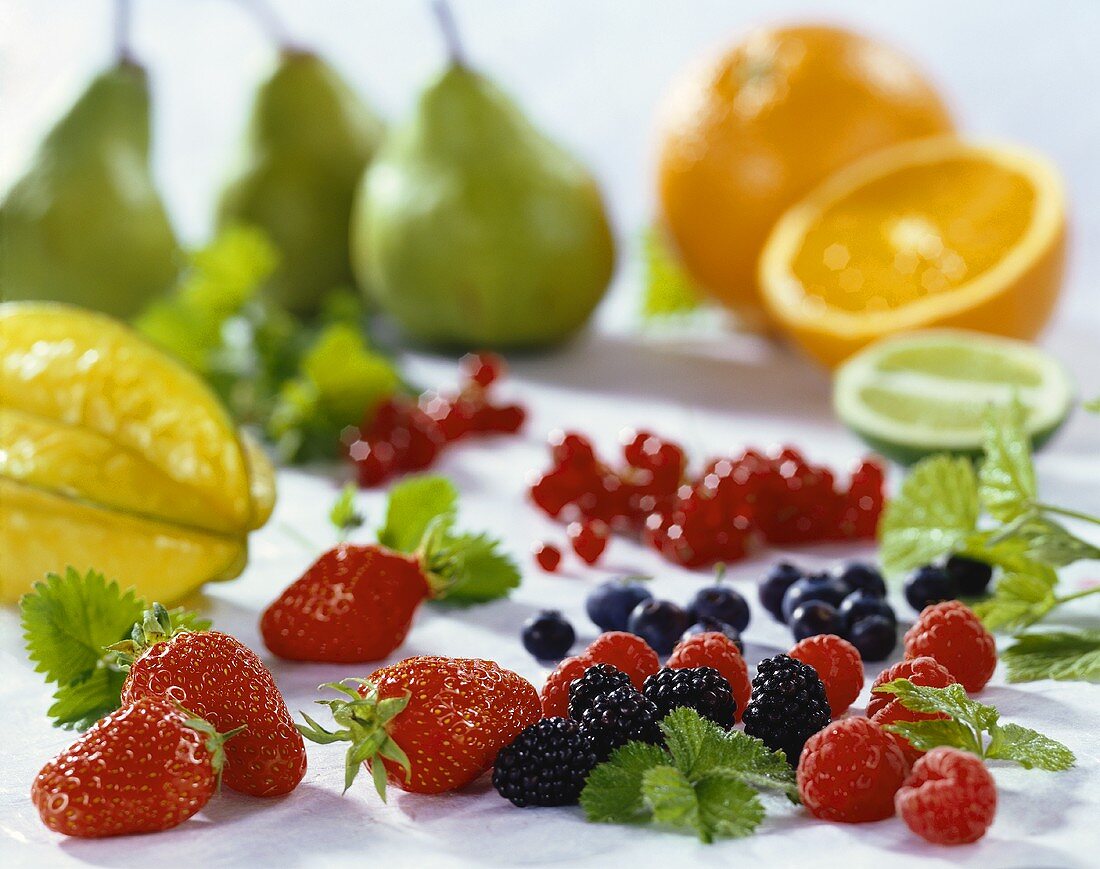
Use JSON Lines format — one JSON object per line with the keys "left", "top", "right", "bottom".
{"left": 32, "top": 697, "right": 231, "bottom": 838}
{"left": 300, "top": 656, "right": 542, "bottom": 796}
{"left": 261, "top": 478, "right": 519, "bottom": 663}
{"left": 116, "top": 606, "right": 306, "bottom": 798}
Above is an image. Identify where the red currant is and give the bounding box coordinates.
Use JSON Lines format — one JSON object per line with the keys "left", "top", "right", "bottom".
{"left": 350, "top": 439, "right": 396, "bottom": 487}
{"left": 533, "top": 542, "right": 562, "bottom": 572}
{"left": 567, "top": 519, "right": 609, "bottom": 565}
{"left": 460, "top": 351, "right": 505, "bottom": 388}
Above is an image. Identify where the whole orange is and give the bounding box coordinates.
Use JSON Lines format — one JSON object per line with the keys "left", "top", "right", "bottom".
{"left": 656, "top": 25, "right": 953, "bottom": 325}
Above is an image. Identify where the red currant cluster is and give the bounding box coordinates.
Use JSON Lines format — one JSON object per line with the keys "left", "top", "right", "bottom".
{"left": 530, "top": 429, "right": 884, "bottom": 569}
{"left": 346, "top": 352, "right": 526, "bottom": 487}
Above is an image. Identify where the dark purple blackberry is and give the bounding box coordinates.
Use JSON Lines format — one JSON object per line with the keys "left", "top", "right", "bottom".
{"left": 492, "top": 717, "right": 598, "bottom": 807}
{"left": 567, "top": 663, "right": 633, "bottom": 721}
{"left": 742, "top": 654, "right": 830, "bottom": 765}
{"left": 642, "top": 666, "right": 736, "bottom": 728}
{"left": 577, "top": 685, "right": 663, "bottom": 760}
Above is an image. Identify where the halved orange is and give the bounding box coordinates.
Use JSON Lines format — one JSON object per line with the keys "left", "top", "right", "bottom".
{"left": 759, "top": 137, "right": 1067, "bottom": 367}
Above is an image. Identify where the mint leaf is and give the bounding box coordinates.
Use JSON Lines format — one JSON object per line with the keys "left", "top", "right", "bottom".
{"left": 21, "top": 568, "right": 143, "bottom": 685}
{"left": 642, "top": 765, "right": 700, "bottom": 833}
{"left": 876, "top": 680, "right": 997, "bottom": 733}
{"left": 979, "top": 400, "right": 1037, "bottom": 522}
{"left": 166, "top": 607, "right": 213, "bottom": 634}
{"left": 436, "top": 532, "right": 521, "bottom": 603}
{"left": 1003, "top": 631, "right": 1100, "bottom": 683}
{"left": 973, "top": 567, "right": 1058, "bottom": 631}
{"left": 659, "top": 708, "right": 796, "bottom": 799}
{"left": 48, "top": 668, "right": 128, "bottom": 730}
{"left": 989, "top": 723, "right": 1076, "bottom": 771}
{"left": 1084, "top": 397, "right": 1100, "bottom": 413}
{"left": 378, "top": 476, "right": 459, "bottom": 553}
{"left": 1015, "top": 516, "right": 1100, "bottom": 566}
{"left": 694, "top": 774, "right": 765, "bottom": 841}
{"left": 879, "top": 455, "right": 979, "bottom": 575}
{"left": 641, "top": 765, "right": 764, "bottom": 844}
{"left": 640, "top": 226, "right": 702, "bottom": 318}
{"left": 580, "top": 742, "right": 672, "bottom": 823}
{"left": 877, "top": 679, "right": 1074, "bottom": 770}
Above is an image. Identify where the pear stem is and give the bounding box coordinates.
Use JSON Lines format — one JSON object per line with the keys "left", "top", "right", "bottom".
{"left": 430, "top": 0, "right": 467, "bottom": 67}
{"left": 113, "top": 0, "right": 135, "bottom": 64}
{"left": 238, "top": 0, "right": 294, "bottom": 49}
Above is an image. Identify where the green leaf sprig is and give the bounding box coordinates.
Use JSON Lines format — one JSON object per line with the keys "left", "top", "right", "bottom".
{"left": 879, "top": 400, "right": 1100, "bottom": 634}
{"left": 580, "top": 708, "right": 797, "bottom": 843}
{"left": 20, "top": 568, "right": 210, "bottom": 729}
{"left": 875, "top": 679, "right": 1075, "bottom": 771}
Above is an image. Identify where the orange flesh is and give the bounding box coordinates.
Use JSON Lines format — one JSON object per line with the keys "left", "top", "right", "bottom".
{"left": 791, "top": 157, "right": 1036, "bottom": 312}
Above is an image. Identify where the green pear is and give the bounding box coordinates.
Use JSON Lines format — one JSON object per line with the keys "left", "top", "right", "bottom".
{"left": 218, "top": 50, "right": 384, "bottom": 315}
{"left": 0, "top": 62, "right": 180, "bottom": 318}
{"left": 352, "top": 64, "right": 615, "bottom": 348}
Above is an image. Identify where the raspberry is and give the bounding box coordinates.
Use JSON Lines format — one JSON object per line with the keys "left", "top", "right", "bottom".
{"left": 788, "top": 634, "right": 864, "bottom": 717}
{"left": 797, "top": 717, "right": 909, "bottom": 822}
{"left": 896, "top": 747, "right": 996, "bottom": 844}
{"left": 667, "top": 632, "right": 751, "bottom": 721}
{"left": 583, "top": 632, "right": 659, "bottom": 690}
{"left": 540, "top": 655, "right": 589, "bottom": 717}
{"left": 867, "top": 656, "right": 957, "bottom": 717}
{"left": 904, "top": 601, "right": 997, "bottom": 692}
{"left": 870, "top": 698, "right": 948, "bottom": 766}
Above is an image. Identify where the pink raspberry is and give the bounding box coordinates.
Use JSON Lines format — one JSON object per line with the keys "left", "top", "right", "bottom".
{"left": 867, "top": 656, "right": 957, "bottom": 717}
{"left": 904, "top": 602, "right": 996, "bottom": 692}
{"left": 583, "top": 632, "right": 659, "bottom": 690}
{"left": 797, "top": 717, "right": 908, "bottom": 822}
{"left": 788, "top": 634, "right": 864, "bottom": 717}
{"left": 667, "top": 632, "right": 751, "bottom": 720}
{"left": 896, "top": 747, "right": 997, "bottom": 844}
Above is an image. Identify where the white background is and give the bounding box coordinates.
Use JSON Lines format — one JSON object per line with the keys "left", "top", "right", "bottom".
{"left": 1, "top": 2, "right": 1099, "bottom": 867}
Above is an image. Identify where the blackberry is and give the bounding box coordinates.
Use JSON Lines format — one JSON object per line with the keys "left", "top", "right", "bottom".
{"left": 567, "top": 663, "right": 633, "bottom": 721}
{"left": 643, "top": 666, "right": 736, "bottom": 728}
{"left": 742, "top": 654, "right": 831, "bottom": 765}
{"left": 577, "top": 685, "right": 663, "bottom": 760}
{"left": 492, "top": 718, "right": 598, "bottom": 807}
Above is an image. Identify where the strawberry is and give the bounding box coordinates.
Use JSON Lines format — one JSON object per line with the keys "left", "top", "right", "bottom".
{"left": 261, "top": 477, "right": 519, "bottom": 663}
{"left": 299, "top": 656, "right": 541, "bottom": 796}
{"left": 115, "top": 605, "right": 307, "bottom": 798}
{"left": 32, "top": 697, "right": 233, "bottom": 838}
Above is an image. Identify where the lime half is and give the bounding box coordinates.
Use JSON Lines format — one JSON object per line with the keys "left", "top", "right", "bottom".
{"left": 834, "top": 329, "right": 1074, "bottom": 464}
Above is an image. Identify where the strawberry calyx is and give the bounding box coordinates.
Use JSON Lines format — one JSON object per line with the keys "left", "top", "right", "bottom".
{"left": 178, "top": 705, "right": 246, "bottom": 784}
{"left": 297, "top": 678, "right": 413, "bottom": 800}
{"left": 108, "top": 602, "right": 192, "bottom": 667}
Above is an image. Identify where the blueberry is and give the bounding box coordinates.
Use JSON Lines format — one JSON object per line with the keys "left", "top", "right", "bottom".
{"left": 680, "top": 617, "right": 744, "bottom": 653}
{"left": 781, "top": 574, "right": 850, "bottom": 623}
{"left": 848, "top": 615, "right": 897, "bottom": 662}
{"left": 521, "top": 610, "right": 576, "bottom": 661}
{"left": 627, "top": 599, "right": 690, "bottom": 655}
{"left": 904, "top": 564, "right": 957, "bottom": 613}
{"left": 585, "top": 578, "right": 653, "bottom": 632}
{"left": 790, "top": 602, "right": 844, "bottom": 641}
{"left": 758, "top": 562, "right": 804, "bottom": 621}
{"left": 838, "top": 590, "right": 896, "bottom": 633}
{"left": 834, "top": 562, "right": 886, "bottom": 598}
{"left": 688, "top": 584, "right": 750, "bottom": 632}
{"left": 945, "top": 555, "right": 994, "bottom": 596}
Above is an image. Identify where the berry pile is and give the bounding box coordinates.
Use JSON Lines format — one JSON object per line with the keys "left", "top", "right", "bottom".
{"left": 346, "top": 352, "right": 525, "bottom": 486}
{"left": 758, "top": 560, "right": 898, "bottom": 661}
{"left": 529, "top": 430, "right": 885, "bottom": 568}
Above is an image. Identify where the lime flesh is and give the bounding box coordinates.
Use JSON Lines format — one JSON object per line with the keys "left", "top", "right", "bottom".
{"left": 834, "top": 329, "right": 1074, "bottom": 464}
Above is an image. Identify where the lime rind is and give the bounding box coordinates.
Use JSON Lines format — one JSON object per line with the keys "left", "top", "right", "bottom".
{"left": 834, "top": 330, "right": 1074, "bottom": 464}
